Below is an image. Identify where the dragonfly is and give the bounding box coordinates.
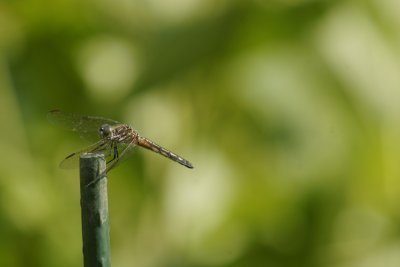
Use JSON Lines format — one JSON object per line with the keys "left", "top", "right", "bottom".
{"left": 48, "top": 110, "right": 194, "bottom": 173}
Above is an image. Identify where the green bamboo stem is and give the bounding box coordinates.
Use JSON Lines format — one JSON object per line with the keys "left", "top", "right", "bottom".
{"left": 80, "top": 153, "right": 111, "bottom": 267}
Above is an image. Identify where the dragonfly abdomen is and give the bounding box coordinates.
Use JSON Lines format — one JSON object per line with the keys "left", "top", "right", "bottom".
{"left": 138, "top": 137, "right": 193, "bottom": 169}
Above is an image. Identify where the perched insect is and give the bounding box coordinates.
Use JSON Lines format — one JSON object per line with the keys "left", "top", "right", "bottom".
{"left": 48, "top": 110, "right": 194, "bottom": 173}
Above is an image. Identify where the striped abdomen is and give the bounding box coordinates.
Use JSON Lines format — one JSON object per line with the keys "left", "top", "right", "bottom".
{"left": 137, "top": 136, "right": 193, "bottom": 169}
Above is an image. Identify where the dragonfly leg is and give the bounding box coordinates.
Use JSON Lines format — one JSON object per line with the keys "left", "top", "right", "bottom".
{"left": 114, "top": 144, "right": 119, "bottom": 159}
{"left": 106, "top": 143, "right": 119, "bottom": 164}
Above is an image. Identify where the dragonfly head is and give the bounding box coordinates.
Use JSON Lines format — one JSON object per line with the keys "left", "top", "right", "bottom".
{"left": 99, "top": 124, "right": 112, "bottom": 139}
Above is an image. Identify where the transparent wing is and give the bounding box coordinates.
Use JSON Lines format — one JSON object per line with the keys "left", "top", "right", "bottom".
{"left": 61, "top": 140, "right": 137, "bottom": 172}
{"left": 59, "top": 140, "right": 112, "bottom": 169}
{"left": 47, "top": 110, "right": 121, "bottom": 141}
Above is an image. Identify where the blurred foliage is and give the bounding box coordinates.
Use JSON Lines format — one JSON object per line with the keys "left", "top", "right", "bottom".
{"left": 2, "top": 0, "right": 400, "bottom": 266}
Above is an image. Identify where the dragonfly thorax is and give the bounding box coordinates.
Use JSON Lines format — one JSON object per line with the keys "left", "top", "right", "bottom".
{"left": 99, "top": 124, "right": 112, "bottom": 139}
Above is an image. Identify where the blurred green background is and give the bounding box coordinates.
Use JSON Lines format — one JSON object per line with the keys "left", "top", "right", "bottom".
{"left": 2, "top": 0, "right": 400, "bottom": 266}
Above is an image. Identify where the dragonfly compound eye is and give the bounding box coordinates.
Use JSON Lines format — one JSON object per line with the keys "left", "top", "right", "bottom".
{"left": 99, "top": 124, "right": 112, "bottom": 138}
